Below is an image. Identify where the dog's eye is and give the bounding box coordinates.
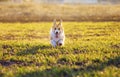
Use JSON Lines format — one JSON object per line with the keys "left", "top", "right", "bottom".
{"left": 58, "top": 28, "right": 60, "bottom": 30}
{"left": 54, "top": 28, "right": 56, "bottom": 30}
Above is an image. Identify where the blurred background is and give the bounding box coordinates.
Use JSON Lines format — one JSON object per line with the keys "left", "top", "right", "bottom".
{"left": 1, "top": 0, "right": 120, "bottom": 4}
{"left": 0, "top": 0, "right": 120, "bottom": 22}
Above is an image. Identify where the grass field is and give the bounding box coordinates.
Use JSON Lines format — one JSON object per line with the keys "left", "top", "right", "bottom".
{"left": 0, "top": 3, "right": 120, "bottom": 22}
{"left": 0, "top": 22, "right": 120, "bottom": 77}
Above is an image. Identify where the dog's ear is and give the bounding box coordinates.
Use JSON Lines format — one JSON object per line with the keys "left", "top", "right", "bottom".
{"left": 53, "top": 19, "right": 56, "bottom": 26}
{"left": 59, "top": 19, "right": 62, "bottom": 26}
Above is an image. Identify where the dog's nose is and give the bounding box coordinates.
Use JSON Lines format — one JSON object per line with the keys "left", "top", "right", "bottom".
{"left": 56, "top": 32, "right": 58, "bottom": 34}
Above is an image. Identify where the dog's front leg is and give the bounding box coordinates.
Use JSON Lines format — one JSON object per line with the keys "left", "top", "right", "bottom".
{"left": 51, "top": 40, "right": 57, "bottom": 47}
{"left": 58, "top": 39, "right": 64, "bottom": 46}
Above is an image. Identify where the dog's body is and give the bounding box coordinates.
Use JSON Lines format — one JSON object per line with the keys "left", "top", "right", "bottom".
{"left": 50, "top": 20, "right": 65, "bottom": 47}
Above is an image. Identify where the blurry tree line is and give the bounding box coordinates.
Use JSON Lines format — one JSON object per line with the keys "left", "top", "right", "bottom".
{"left": 0, "top": 0, "right": 120, "bottom": 4}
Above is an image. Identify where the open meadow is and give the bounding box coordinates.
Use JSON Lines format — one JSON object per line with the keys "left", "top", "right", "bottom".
{"left": 0, "top": 22, "right": 120, "bottom": 77}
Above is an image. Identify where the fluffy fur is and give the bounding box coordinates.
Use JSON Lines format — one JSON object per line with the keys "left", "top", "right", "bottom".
{"left": 50, "top": 19, "right": 65, "bottom": 47}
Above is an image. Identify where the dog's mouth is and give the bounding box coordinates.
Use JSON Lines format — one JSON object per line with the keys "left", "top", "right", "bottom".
{"left": 55, "top": 32, "right": 59, "bottom": 38}
{"left": 55, "top": 33, "right": 58, "bottom": 38}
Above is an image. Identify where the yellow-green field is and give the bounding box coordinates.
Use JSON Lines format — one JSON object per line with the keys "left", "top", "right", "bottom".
{"left": 0, "top": 22, "right": 120, "bottom": 77}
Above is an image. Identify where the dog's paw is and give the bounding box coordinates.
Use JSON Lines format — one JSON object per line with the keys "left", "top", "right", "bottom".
{"left": 58, "top": 43, "right": 62, "bottom": 46}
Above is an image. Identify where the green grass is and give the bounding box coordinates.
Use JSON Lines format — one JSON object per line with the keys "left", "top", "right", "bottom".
{"left": 0, "top": 22, "right": 120, "bottom": 77}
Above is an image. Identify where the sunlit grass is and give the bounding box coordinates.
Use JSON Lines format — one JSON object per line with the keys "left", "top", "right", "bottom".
{"left": 0, "top": 22, "right": 120, "bottom": 77}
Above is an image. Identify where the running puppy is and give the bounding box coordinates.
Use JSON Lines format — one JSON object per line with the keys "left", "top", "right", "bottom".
{"left": 50, "top": 19, "right": 65, "bottom": 47}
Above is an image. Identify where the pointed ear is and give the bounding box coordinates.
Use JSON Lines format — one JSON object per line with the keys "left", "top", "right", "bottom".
{"left": 53, "top": 19, "right": 56, "bottom": 26}
{"left": 59, "top": 19, "right": 62, "bottom": 26}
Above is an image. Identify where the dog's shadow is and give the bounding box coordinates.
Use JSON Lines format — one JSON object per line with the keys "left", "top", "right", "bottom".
{"left": 17, "top": 45, "right": 52, "bottom": 56}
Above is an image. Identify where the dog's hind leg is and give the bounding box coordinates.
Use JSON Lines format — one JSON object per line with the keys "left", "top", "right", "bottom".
{"left": 51, "top": 40, "right": 57, "bottom": 47}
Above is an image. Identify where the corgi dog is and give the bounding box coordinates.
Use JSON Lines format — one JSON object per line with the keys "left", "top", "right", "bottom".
{"left": 50, "top": 19, "right": 65, "bottom": 47}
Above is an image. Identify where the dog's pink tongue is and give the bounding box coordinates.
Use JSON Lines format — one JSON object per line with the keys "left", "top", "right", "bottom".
{"left": 56, "top": 34, "right": 58, "bottom": 38}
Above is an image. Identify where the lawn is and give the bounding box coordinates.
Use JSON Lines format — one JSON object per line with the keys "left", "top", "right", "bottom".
{"left": 0, "top": 22, "right": 120, "bottom": 77}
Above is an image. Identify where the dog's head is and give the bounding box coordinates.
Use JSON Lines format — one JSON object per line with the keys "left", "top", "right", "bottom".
{"left": 52, "top": 19, "right": 64, "bottom": 37}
